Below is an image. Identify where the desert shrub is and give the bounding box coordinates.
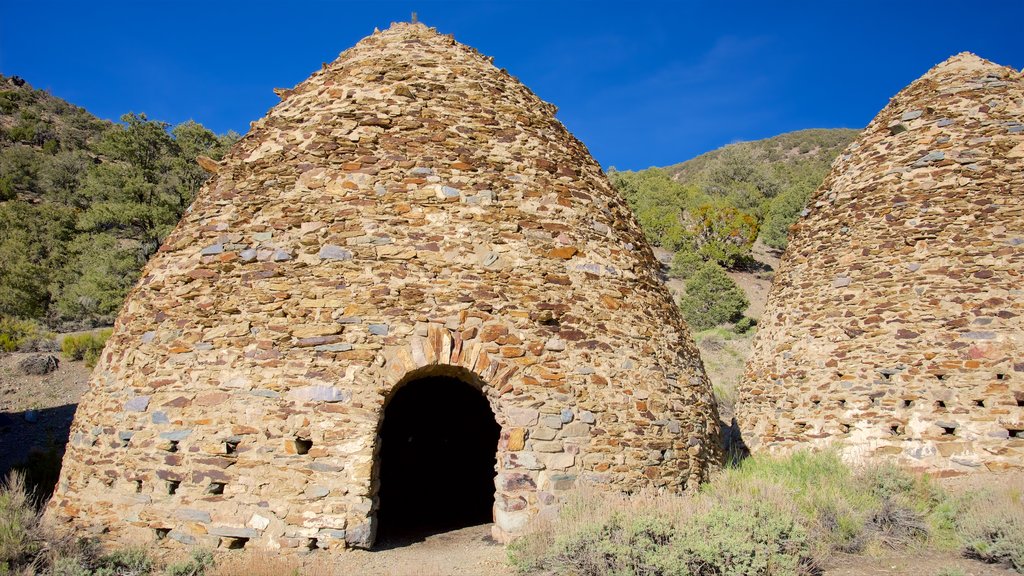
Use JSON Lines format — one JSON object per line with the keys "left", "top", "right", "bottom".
{"left": 96, "top": 547, "right": 155, "bottom": 575}
{"left": 676, "top": 499, "right": 814, "bottom": 575}
{"left": 165, "top": 549, "right": 214, "bottom": 576}
{"left": 511, "top": 452, "right": 958, "bottom": 576}
{"left": 0, "top": 472, "right": 40, "bottom": 573}
{"left": 953, "top": 478, "right": 1024, "bottom": 571}
{"left": 0, "top": 317, "right": 54, "bottom": 352}
{"left": 679, "top": 262, "right": 749, "bottom": 330}
{"left": 61, "top": 329, "right": 112, "bottom": 367}
{"left": 733, "top": 316, "right": 757, "bottom": 334}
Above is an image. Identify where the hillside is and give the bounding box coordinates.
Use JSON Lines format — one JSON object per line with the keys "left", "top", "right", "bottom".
{"left": 0, "top": 74, "right": 236, "bottom": 331}
{"left": 609, "top": 129, "right": 860, "bottom": 420}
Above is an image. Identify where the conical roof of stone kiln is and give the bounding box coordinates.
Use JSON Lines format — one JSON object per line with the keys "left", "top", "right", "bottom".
{"left": 48, "top": 22, "right": 721, "bottom": 550}
{"left": 737, "top": 52, "right": 1024, "bottom": 474}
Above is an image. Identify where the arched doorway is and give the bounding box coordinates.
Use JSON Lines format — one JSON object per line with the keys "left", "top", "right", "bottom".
{"left": 375, "top": 373, "right": 501, "bottom": 544}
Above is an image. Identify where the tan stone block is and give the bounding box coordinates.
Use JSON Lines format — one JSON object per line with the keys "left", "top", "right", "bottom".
{"left": 290, "top": 324, "right": 342, "bottom": 338}
{"left": 507, "top": 428, "right": 526, "bottom": 451}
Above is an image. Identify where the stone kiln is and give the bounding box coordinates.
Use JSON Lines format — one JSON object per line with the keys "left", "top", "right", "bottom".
{"left": 737, "top": 53, "right": 1024, "bottom": 474}
{"left": 46, "top": 23, "right": 721, "bottom": 551}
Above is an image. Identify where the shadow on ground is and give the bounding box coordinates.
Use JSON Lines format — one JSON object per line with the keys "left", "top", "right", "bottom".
{"left": 0, "top": 403, "right": 76, "bottom": 498}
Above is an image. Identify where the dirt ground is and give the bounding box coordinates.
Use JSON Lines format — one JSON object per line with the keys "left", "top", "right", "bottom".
{"left": 823, "top": 551, "right": 1019, "bottom": 576}
{"left": 0, "top": 351, "right": 91, "bottom": 477}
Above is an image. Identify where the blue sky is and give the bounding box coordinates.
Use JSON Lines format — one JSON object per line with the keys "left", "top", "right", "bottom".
{"left": 2, "top": 1, "right": 1022, "bottom": 170}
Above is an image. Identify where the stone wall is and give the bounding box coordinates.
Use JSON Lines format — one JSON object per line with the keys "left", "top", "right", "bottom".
{"left": 46, "top": 22, "right": 721, "bottom": 551}
{"left": 737, "top": 53, "right": 1024, "bottom": 474}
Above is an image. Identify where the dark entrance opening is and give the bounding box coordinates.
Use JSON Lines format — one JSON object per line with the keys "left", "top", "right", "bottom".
{"left": 376, "top": 375, "right": 500, "bottom": 545}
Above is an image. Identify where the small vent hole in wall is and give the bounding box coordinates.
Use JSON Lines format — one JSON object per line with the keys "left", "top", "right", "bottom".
{"left": 996, "top": 373, "right": 1007, "bottom": 381}
{"left": 811, "top": 399, "right": 821, "bottom": 406}
{"left": 225, "top": 440, "right": 239, "bottom": 455}
{"left": 902, "top": 399, "right": 913, "bottom": 408}
{"left": 890, "top": 425, "right": 901, "bottom": 436}
{"left": 221, "top": 537, "right": 248, "bottom": 550}
{"left": 941, "top": 425, "right": 957, "bottom": 436}
{"left": 154, "top": 528, "right": 170, "bottom": 540}
{"left": 134, "top": 480, "right": 142, "bottom": 493}
{"left": 1016, "top": 395, "right": 1024, "bottom": 408}
{"left": 294, "top": 438, "right": 313, "bottom": 455}
{"left": 839, "top": 423, "right": 850, "bottom": 433}
{"left": 168, "top": 440, "right": 179, "bottom": 453}
{"left": 167, "top": 480, "right": 180, "bottom": 495}
{"left": 973, "top": 399, "right": 985, "bottom": 407}
{"left": 1009, "top": 428, "right": 1023, "bottom": 439}
{"left": 936, "top": 374, "right": 949, "bottom": 381}
{"left": 206, "top": 482, "right": 225, "bottom": 495}
{"left": 839, "top": 399, "right": 847, "bottom": 407}
{"left": 935, "top": 400, "right": 947, "bottom": 409}
{"left": 305, "top": 537, "right": 318, "bottom": 551}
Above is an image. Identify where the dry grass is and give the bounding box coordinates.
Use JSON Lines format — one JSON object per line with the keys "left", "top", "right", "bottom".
{"left": 508, "top": 452, "right": 1024, "bottom": 576}
{"left": 954, "top": 476, "right": 1024, "bottom": 571}
{"left": 208, "top": 551, "right": 334, "bottom": 576}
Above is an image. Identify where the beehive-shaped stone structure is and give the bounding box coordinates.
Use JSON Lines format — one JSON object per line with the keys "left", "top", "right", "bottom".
{"left": 46, "top": 23, "right": 721, "bottom": 551}
{"left": 737, "top": 53, "right": 1024, "bottom": 474}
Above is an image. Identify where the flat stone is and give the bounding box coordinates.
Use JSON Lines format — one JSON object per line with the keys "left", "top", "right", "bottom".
{"left": 913, "top": 151, "right": 945, "bottom": 167}
{"left": 305, "top": 486, "right": 330, "bottom": 499}
{"left": 560, "top": 408, "right": 574, "bottom": 423}
{"left": 314, "top": 342, "right": 353, "bottom": 352}
{"left": 507, "top": 407, "right": 539, "bottom": 426}
{"left": 368, "top": 323, "right": 389, "bottom": 336}
{"left": 833, "top": 276, "right": 852, "bottom": 288}
{"left": 561, "top": 422, "right": 592, "bottom": 438}
{"left": 175, "top": 509, "right": 212, "bottom": 523}
{"left": 208, "top": 526, "right": 259, "bottom": 539}
{"left": 159, "top": 429, "right": 192, "bottom": 442}
{"left": 319, "top": 245, "right": 352, "bottom": 261}
{"left": 544, "top": 338, "right": 566, "bottom": 351}
{"left": 345, "top": 522, "right": 372, "bottom": 548}
{"left": 288, "top": 385, "right": 351, "bottom": 403}
{"left": 901, "top": 110, "right": 923, "bottom": 121}
{"left": 531, "top": 427, "right": 557, "bottom": 441}
{"left": 539, "top": 415, "right": 563, "bottom": 429}
{"left": 167, "top": 530, "right": 196, "bottom": 545}
{"left": 249, "top": 514, "right": 271, "bottom": 531}
{"left": 124, "top": 396, "right": 150, "bottom": 412}
{"left": 200, "top": 244, "right": 224, "bottom": 256}
{"left": 308, "top": 462, "right": 344, "bottom": 473}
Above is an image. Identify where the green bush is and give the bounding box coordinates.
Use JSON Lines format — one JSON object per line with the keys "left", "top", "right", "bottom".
{"left": 673, "top": 493, "right": 814, "bottom": 575}
{"left": 0, "top": 317, "right": 53, "bottom": 352}
{"left": 61, "top": 329, "right": 112, "bottom": 367}
{"left": 679, "top": 262, "right": 749, "bottom": 330}
{"left": 733, "top": 316, "right": 757, "bottom": 334}
{"left": 669, "top": 250, "right": 703, "bottom": 280}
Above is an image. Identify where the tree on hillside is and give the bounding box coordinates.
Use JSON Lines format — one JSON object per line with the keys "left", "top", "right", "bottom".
{"left": 679, "top": 262, "right": 749, "bottom": 330}
{"left": 0, "top": 87, "right": 236, "bottom": 328}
